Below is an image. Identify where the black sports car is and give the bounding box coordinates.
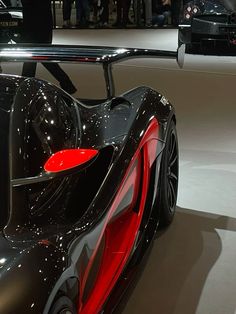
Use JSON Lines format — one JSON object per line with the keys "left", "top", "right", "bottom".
{"left": 179, "top": 0, "right": 236, "bottom": 53}
{"left": 0, "top": 0, "right": 23, "bottom": 43}
{"left": 0, "top": 45, "right": 179, "bottom": 313}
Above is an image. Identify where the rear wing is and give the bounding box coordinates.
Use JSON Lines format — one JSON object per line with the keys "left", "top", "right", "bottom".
{"left": 0, "top": 44, "right": 183, "bottom": 98}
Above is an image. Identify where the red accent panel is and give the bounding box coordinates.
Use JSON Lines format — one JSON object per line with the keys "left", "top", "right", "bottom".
{"left": 44, "top": 149, "right": 98, "bottom": 173}
{"left": 75, "top": 57, "right": 97, "bottom": 62}
{"left": 32, "top": 56, "right": 49, "bottom": 60}
{"left": 38, "top": 239, "right": 51, "bottom": 246}
{"left": 79, "top": 119, "right": 159, "bottom": 314}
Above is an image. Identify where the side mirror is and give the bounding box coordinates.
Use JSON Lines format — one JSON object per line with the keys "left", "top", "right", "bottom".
{"left": 12, "top": 148, "right": 99, "bottom": 187}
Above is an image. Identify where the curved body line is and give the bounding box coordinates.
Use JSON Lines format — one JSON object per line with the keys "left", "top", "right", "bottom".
{"left": 79, "top": 118, "right": 159, "bottom": 313}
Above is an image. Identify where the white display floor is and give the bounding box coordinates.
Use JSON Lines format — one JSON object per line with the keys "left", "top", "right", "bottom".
{"left": 52, "top": 28, "right": 236, "bottom": 314}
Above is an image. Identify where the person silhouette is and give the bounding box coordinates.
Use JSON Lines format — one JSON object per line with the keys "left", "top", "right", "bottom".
{"left": 113, "top": 0, "right": 131, "bottom": 27}
{"left": 21, "top": 0, "right": 77, "bottom": 95}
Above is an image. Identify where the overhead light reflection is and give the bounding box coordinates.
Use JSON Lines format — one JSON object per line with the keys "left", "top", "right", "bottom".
{"left": 0, "top": 49, "right": 32, "bottom": 58}
{"left": 116, "top": 48, "right": 128, "bottom": 54}
{"left": 0, "top": 258, "right": 6, "bottom": 264}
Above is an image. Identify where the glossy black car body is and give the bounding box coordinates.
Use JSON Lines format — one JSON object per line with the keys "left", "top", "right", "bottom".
{"left": 0, "top": 45, "right": 179, "bottom": 313}
{"left": 0, "top": 0, "right": 23, "bottom": 43}
{"left": 179, "top": 0, "right": 236, "bottom": 53}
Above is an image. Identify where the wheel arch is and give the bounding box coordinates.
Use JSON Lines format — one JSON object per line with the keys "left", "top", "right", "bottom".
{"left": 52, "top": 277, "right": 79, "bottom": 306}
{"left": 43, "top": 270, "right": 80, "bottom": 314}
{"left": 141, "top": 113, "right": 177, "bottom": 232}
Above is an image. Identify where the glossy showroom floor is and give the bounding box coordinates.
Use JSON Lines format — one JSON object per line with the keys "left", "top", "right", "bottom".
{"left": 4, "top": 28, "right": 236, "bottom": 314}
{"left": 53, "top": 29, "right": 236, "bottom": 314}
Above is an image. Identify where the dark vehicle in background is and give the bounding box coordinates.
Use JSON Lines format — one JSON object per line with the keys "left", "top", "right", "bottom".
{"left": 179, "top": 0, "right": 236, "bottom": 53}
{"left": 0, "top": 0, "right": 23, "bottom": 43}
{"left": 0, "top": 45, "right": 179, "bottom": 313}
